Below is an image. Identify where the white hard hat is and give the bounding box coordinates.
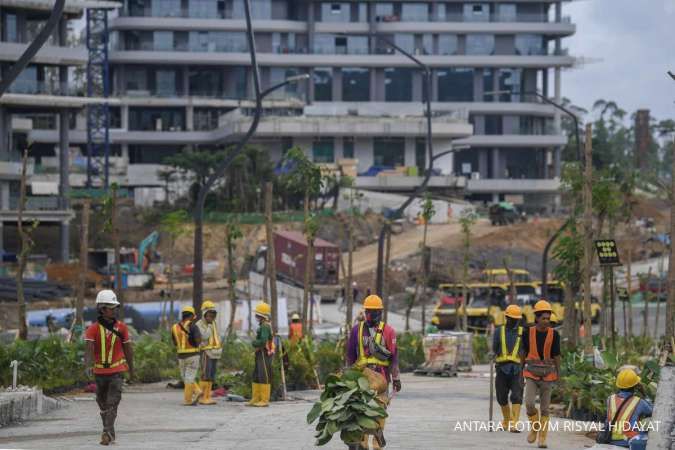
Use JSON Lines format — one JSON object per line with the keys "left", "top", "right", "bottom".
{"left": 96, "top": 289, "right": 120, "bottom": 307}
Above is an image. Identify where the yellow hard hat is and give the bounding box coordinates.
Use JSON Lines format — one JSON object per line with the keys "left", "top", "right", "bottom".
{"left": 182, "top": 305, "right": 196, "bottom": 316}
{"left": 202, "top": 300, "right": 217, "bottom": 313}
{"left": 255, "top": 302, "right": 271, "bottom": 318}
{"left": 291, "top": 313, "right": 300, "bottom": 320}
{"left": 431, "top": 316, "right": 439, "bottom": 325}
{"left": 504, "top": 304, "right": 522, "bottom": 319}
{"left": 363, "top": 294, "right": 383, "bottom": 310}
{"left": 616, "top": 368, "right": 641, "bottom": 389}
{"left": 533, "top": 300, "right": 553, "bottom": 313}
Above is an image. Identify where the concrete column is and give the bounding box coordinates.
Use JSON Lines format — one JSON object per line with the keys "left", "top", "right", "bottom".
{"left": 554, "top": 147, "right": 562, "bottom": 178}
{"left": 369, "top": 69, "right": 378, "bottom": 102}
{"left": 182, "top": 66, "right": 189, "bottom": 96}
{"left": 473, "top": 70, "right": 482, "bottom": 102}
{"left": 478, "top": 149, "right": 488, "bottom": 179}
{"left": 0, "top": 107, "right": 8, "bottom": 160}
{"left": 0, "top": 183, "right": 9, "bottom": 211}
{"left": 333, "top": 68, "right": 342, "bottom": 101}
{"left": 0, "top": 222, "right": 3, "bottom": 251}
{"left": 121, "top": 144, "right": 130, "bottom": 166}
{"left": 121, "top": 105, "right": 129, "bottom": 130}
{"left": 404, "top": 138, "right": 415, "bottom": 167}
{"left": 492, "top": 193, "right": 500, "bottom": 203}
{"left": 59, "top": 110, "right": 70, "bottom": 262}
{"left": 491, "top": 148, "right": 502, "bottom": 178}
{"left": 186, "top": 105, "right": 194, "bottom": 131}
{"left": 412, "top": 71, "right": 422, "bottom": 102}
{"left": 542, "top": 68, "right": 549, "bottom": 98}
{"left": 553, "top": 67, "right": 562, "bottom": 133}
{"left": 555, "top": 1, "right": 562, "bottom": 22}
{"left": 308, "top": 68, "right": 315, "bottom": 103}
{"left": 307, "top": 2, "right": 315, "bottom": 50}
{"left": 543, "top": 149, "right": 550, "bottom": 179}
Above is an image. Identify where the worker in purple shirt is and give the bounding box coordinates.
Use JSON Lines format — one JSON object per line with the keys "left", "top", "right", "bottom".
{"left": 347, "top": 294, "right": 401, "bottom": 449}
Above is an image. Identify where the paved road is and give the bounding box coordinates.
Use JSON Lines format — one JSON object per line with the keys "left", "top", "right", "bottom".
{"left": 0, "top": 368, "right": 594, "bottom": 450}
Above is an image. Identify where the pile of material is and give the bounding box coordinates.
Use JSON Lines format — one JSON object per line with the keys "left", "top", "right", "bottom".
{"left": 0, "top": 278, "right": 72, "bottom": 301}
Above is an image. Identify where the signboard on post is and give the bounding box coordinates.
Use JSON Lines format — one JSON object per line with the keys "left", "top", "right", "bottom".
{"left": 595, "top": 240, "right": 621, "bottom": 266}
{"left": 616, "top": 287, "right": 630, "bottom": 302}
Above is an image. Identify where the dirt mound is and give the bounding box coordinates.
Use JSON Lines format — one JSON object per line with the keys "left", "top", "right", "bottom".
{"left": 632, "top": 195, "right": 669, "bottom": 231}
{"left": 473, "top": 219, "right": 564, "bottom": 253}
{"left": 46, "top": 263, "right": 105, "bottom": 286}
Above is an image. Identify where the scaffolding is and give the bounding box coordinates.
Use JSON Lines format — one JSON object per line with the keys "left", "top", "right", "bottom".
{"left": 85, "top": 8, "right": 110, "bottom": 189}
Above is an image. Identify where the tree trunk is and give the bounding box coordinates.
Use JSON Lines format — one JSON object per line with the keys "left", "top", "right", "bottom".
{"left": 193, "top": 189, "right": 204, "bottom": 312}
{"left": 112, "top": 186, "right": 125, "bottom": 320}
{"left": 503, "top": 259, "right": 516, "bottom": 305}
{"left": 642, "top": 268, "right": 651, "bottom": 337}
{"left": 345, "top": 197, "right": 354, "bottom": 331}
{"left": 562, "top": 282, "right": 577, "bottom": 347}
{"left": 264, "top": 182, "right": 279, "bottom": 333}
{"left": 301, "top": 189, "right": 310, "bottom": 331}
{"left": 383, "top": 227, "right": 392, "bottom": 323}
{"left": 76, "top": 200, "right": 90, "bottom": 329}
{"left": 168, "top": 238, "right": 175, "bottom": 331}
{"left": 582, "top": 123, "right": 594, "bottom": 356}
{"left": 227, "top": 235, "right": 237, "bottom": 336}
{"left": 626, "top": 232, "right": 633, "bottom": 337}
{"left": 420, "top": 221, "right": 430, "bottom": 333}
{"left": 16, "top": 150, "right": 30, "bottom": 341}
{"left": 308, "top": 241, "right": 316, "bottom": 335}
{"left": 666, "top": 141, "right": 675, "bottom": 346}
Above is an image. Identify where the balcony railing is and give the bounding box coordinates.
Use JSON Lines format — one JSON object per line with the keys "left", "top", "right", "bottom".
{"left": 9, "top": 196, "right": 61, "bottom": 211}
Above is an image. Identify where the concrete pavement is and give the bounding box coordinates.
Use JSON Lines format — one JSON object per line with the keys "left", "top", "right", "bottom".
{"left": 0, "top": 367, "right": 595, "bottom": 450}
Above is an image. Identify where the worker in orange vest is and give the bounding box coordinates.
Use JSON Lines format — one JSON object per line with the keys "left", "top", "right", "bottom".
{"left": 288, "top": 312, "right": 303, "bottom": 344}
{"left": 84, "top": 290, "right": 134, "bottom": 446}
{"left": 171, "top": 305, "right": 203, "bottom": 406}
{"left": 521, "top": 300, "right": 561, "bottom": 449}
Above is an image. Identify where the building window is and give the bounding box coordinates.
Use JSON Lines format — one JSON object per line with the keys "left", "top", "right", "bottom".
{"left": 415, "top": 138, "right": 426, "bottom": 173}
{"left": 321, "top": 3, "right": 349, "bottom": 22}
{"left": 154, "top": 31, "right": 174, "bottom": 51}
{"left": 375, "top": 3, "right": 395, "bottom": 21}
{"left": 343, "top": 138, "right": 354, "bottom": 159}
{"left": 401, "top": 3, "right": 429, "bottom": 22}
{"left": 385, "top": 68, "right": 412, "bottom": 102}
{"left": 373, "top": 138, "right": 405, "bottom": 167}
{"left": 313, "top": 138, "right": 335, "bottom": 163}
{"left": 151, "top": 0, "right": 181, "bottom": 17}
{"left": 189, "top": 69, "right": 223, "bottom": 97}
{"left": 438, "top": 35, "right": 458, "bottom": 55}
{"left": 188, "top": 0, "right": 219, "bottom": 18}
{"left": 515, "top": 34, "right": 545, "bottom": 55}
{"left": 9, "top": 66, "right": 38, "bottom": 94}
{"left": 466, "top": 35, "right": 495, "bottom": 55}
{"left": 498, "top": 69, "right": 522, "bottom": 101}
{"left": 437, "top": 68, "right": 474, "bottom": 101}
{"left": 156, "top": 69, "right": 178, "bottom": 97}
{"left": 393, "top": 34, "right": 415, "bottom": 54}
{"left": 420, "top": 34, "right": 433, "bottom": 55}
{"left": 464, "top": 3, "right": 490, "bottom": 22}
{"left": 483, "top": 69, "right": 495, "bottom": 101}
{"left": 3, "top": 14, "right": 18, "bottom": 42}
{"left": 194, "top": 108, "right": 231, "bottom": 131}
{"left": 485, "top": 115, "right": 503, "bottom": 135}
{"left": 231, "top": 0, "right": 271, "bottom": 19}
{"left": 129, "top": 145, "right": 183, "bottom": 164}
{"left": 129, "top": 108, "right": 185, "bottom": 131}
{"left": 270, "top": 67, "right": 301, "bottom": 99}
{"left": 496, "top": 3, "right": 517, "bottom": 22}
{"left": 342, "top": 68, "right": 370, "bottom": 101}
{"left": 313, "top": 68, "right": 333, "bottom": 101}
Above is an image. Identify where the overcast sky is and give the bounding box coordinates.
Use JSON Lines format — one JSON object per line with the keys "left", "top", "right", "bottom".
{"left": 563, "top": 0, "right": 675, "bottom": 122}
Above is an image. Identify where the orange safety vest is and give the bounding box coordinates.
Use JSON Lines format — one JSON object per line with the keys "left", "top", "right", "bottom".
{"left": 289, "top": 322, "right": 303, "bottom": 342}
{"left": 172, "top": 321, "right": 200, "bottom": 354}
{"left": 523, "top": 327, "right": 558, "bottom": 381}
{"left": 607, "top": 394, "right": 641, "bottom": 441}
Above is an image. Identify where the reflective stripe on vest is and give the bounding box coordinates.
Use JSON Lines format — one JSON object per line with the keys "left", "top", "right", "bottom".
{"left": 523, "top": 326, "right": 557, "bottom": 381}
{"left": 94, "top": 324, "right": 127, "bottom": 369}
{"left": 608, "top": 395, "right": 641, "bottom": 441}
{"left": 172, "top": 322, "right": 199, "bottom": 354}
{"left": 496, "top": 326, "right": 523, "bottom": 364}
{"left": 201, "top": 322, "right": 221, "bottom": 351}
{"left": 357, "top": 321, "right": 390, "bottom": 367}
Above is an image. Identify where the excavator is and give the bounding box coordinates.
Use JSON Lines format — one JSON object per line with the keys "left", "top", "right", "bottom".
{"left": 119, "top": 231, "right": 160, "bottom": 273}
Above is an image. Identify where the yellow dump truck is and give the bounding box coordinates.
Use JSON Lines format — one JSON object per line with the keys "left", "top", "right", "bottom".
{"left": 431, "top": 283, "right": 508, "bottom": 332}
{"left": 534, "top": 281, "right": 602, "bottom": 324}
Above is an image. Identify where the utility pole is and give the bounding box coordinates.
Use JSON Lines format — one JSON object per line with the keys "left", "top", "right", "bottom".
{"left": 582, "top": 123, "right": 594, "bottom": 356}
{"left": 264, "top": 182, "right": 279, "bottom": 332}
{"left": 76, "top": 200, "right": 90, "bottom": 327}
{"left": 666, "top": 138, "right": 675, "bottom": 346}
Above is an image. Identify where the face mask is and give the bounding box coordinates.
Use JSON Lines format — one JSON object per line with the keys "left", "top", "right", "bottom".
{"left": 365, "top": 310, "right": 382, "bottom": 325}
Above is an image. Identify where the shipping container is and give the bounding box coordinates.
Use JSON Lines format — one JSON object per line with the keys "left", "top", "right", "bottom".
{"left": 273, "top": 230, "right": 340, "bottom": 289}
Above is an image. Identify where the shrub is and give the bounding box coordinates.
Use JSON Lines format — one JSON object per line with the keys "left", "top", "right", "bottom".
{"left": 472, "top": 334, "right": 489, "bottom": 364}
{"left": 396, "top": 332, "right": 425, "bottom": 372}
{"left": 133, "top": 331, "right": 179, "bottom": 383}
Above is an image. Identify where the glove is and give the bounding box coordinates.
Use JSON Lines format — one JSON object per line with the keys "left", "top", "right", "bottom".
{"left": 392, "top": 379, "right": 402, "bottom": 392}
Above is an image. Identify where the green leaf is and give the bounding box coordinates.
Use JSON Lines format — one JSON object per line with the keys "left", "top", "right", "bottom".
{"left": 336, "top": 388, "right": 358, "bottom": 406}
{"left": 315, "top": 428, "right": 333, "bottom": 446}
{"left": 326, "top": 421, "right": 339, "bottom": 435}
{"left": 356, "top": 415, "right": 379, "bottom": 430}
{"left": 307, "top": 402, "right": 322, "bottom": 424}
{"left": 340, "top": 429, "right": 363, "bottom": 445}
{"left": 321, "top": 397, "right": 336, "bottom": 413}
{"left": 357, "top": 377, "right": 371, "bottom": 392}
{"left": 343, "top": 369, "right": 363, "bottom": 381}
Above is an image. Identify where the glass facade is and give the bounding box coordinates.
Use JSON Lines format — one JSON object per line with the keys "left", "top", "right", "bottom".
{"left": 401, "top": 3, "right": 429, "bottom": 21}
{"left": 342, "top": 68, "right": 369, "bottom": 102}
{"left": 321, "top": 3, "right": 350, "bottom": 22}
{"left": 393, "top": 34, "right": 415, "bottom": 54}
{"left": 438, "top": 35, "right": 458, "bottom": 55}
{"left": 231, "top": 0, "right": 272, "bottom": 19}
{"left": 188, "top": 0, "right": 218, "bottom": 18}
{"left": 373, "top": 138, "right": 405, "bottom": 167}
{"left": 313, "top": 138, "right": 335, "bottom": 163}
{"left": 3, "top": 13, "right": 18, "bottom": 42}
{"left": 129, "top": 107, "right": 185, "bottom": 131}
{"left": 314, "top": 34, "right": 368, "bottom": 55}
{"left": 496, "top": 3, "right": 517, "bottom": 22}
{"left": 466, "top": 34, "right": 495, "bottom": 55}
{"left": 515, "top": 34, "right": 545, "bottom": 55}
{"left": 151, "top": 0, "right": 181, "bottom": 17}
{"left": 385, "top": 68, "right": 412, "bottom": 102}
{"left": 313, "top": 68, "right": 333, "bottom": 101}
{"left": 437, "top": 68, "right": 474, "bottom": 101}
{"left": 343, "top": 138, "right": 355, "bottom": 159}
{"left": 189, "top": 69, "right": 223, "bottom": 97}
{"left": 498, "top": 69, "right": 522, "bottom": 101}
{"left": 154, "top": 31, "right": 173, "bottom": 51}
{"left": 463, "top": 3, "right": 490, "bottom": 22}
{"left": 156, "top": 69, "right": 177, "bottom": 97}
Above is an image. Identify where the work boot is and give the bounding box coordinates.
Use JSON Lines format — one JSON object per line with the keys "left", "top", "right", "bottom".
{"left": 246, "top": 383, "right": 260, "bottom": 406}
{"left": 538, "top": 416, "right": 550, "bottom": 448}
{"left": 191, "top": 383, "right": 203, "bottom": 405}
{"left": 99, "top": 431, "right": 112, "bottom": 446}
{"left": 500, "top": 405, "right": 511, "bottom": 431}
{"left": 510, "top": 404, "right": 522, "bottom": 433}
{"left": 198, "top": 381, "right": 216, "bottom": 405}
{"left": 254, "top": 383, "right": 270, "bottom": 407}
{"left": 527, "top": 411, "right": 539, "bottom": 444}
{"left": 183, "top": 384, "right": 193, "bottom": 405}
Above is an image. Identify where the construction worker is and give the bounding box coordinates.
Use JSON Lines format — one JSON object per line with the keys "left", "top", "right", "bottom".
{"left": 492, "top": 304, "right": 524, "bottom": 433}
{"left": 248, "top": 302, "right": 274, "bottom": 407}
{"left": 288, "top": 312, "right": 303, "bottom": 344}
{"left": 347, "top": 294, "right": 401, "bottom": 449}
{"left": 522, "top": 300, "right": 561, "bottom": 449}
{"left": 196, "top": 300, "right": 221, "bottom": 405}
{"left": 604, "top": 368, "right": 653, "bottom": 449}
{"left": 171, "top": 305, "right": 202, "bottom": 406}
{"left": 84, "top": 290, "right": 134, "bottom": 446}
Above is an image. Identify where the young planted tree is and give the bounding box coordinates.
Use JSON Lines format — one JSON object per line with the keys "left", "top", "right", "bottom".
{"left": 458, "top": 210, "right": 477, "bottom": 332}
{"left": 159, "top": 209, "right": 190, "bottom": 328}
{"left": 16, "top": 149, "right": 37, "bottom": 340}
{"left": 264, "top": 181, "right": 279, "bottom": 332}
{"left": 101, "top": 183, "right": 124, "bottom": 320}
{"left": 225, "top": 218, "right": 243, "bottom": 336}
{"left": 305, "top": 213, "right": 320, "bottom": 334}
{"left": 341, "top": 178, "right": 359, "bottom": 329}
{"left": 407, "top": 193, "right": 435, "bottom": 332}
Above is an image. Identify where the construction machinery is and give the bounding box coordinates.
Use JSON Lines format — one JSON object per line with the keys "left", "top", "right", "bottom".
{"left": 431, "top": 283, "right": 508, "bottom": 331}
{"left": 488, "top": 202, "right": 524, "bottom": 226}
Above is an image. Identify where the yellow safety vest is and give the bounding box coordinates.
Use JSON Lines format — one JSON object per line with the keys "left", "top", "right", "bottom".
{"left": 201, "top": 322, "right": 221, "bottom": 351}
{"left": 95, "top": 324, "right": 127, "bottom": 369}
{"left": 608, "top": 394, "right": 641, "bottom": 441}
{"left": 357, "top": 321, "right": 390, "bottom": 367}
{"left": 495, "top": 326, "right": 523, "bottom": 364}
{"left": 172, "top": 321, "right": 200, "bottom": 354}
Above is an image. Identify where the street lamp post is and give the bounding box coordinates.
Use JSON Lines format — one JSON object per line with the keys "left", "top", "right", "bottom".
{"left": 484, "top": 90, "right": 583, "bottom": 297}
{"left": 191, "top": 0, "right": 309, "bottom": 309}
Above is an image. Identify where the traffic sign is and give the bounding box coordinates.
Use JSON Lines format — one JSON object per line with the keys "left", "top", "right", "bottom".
{"left": 595, "top": 239, "right": 621, "bottom": 266}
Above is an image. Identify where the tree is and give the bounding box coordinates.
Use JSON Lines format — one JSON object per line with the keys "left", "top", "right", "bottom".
{"left": 458, "top": 210, "right": 477, "bottom": 332}
{"left": 16, "top": 149, "right": 37, "bottom": 340}
{"left": 225, "top": 218, "right": 243, "bottom": 336}
{"left": 156, "top": 167, "right": 177, "bottom": 206}
{"left": 406, "top": 193, "right": 435, "bottom": 332}
{"left": 159, "top": 209, "right": 190, "bottom": 329}
{"left": 341, "top": 178, "right": 361, "bottom": 331}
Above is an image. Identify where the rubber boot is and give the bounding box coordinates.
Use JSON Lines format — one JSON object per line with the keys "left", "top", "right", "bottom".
{"left": 510, "top": 404, "right": 522, "bottom": 433}
{"left": 199, "top": 381, "right": 216, "bottom": 405}
{"left": 246, "top": 383, "right": 260, "bottom": 406}
{"left": 254, "top": 383, "right": 270, "bottom": 407}
{"left": 527, "top": 411, "right": 539, "bottom": 444}
{"left": 191, "top": 383, "right": 203, "bottom": 405}
{"left": 183, "top": 384, "right": 194, "bottom": 406}
{"left": 100, "top": 431, "right": 112, "bottom": 446}
{"left": 538, "top": 416, "right": 549, "bottom": 448}
{"left": 500, "top": 405, "right": 511, "bottom": 431}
